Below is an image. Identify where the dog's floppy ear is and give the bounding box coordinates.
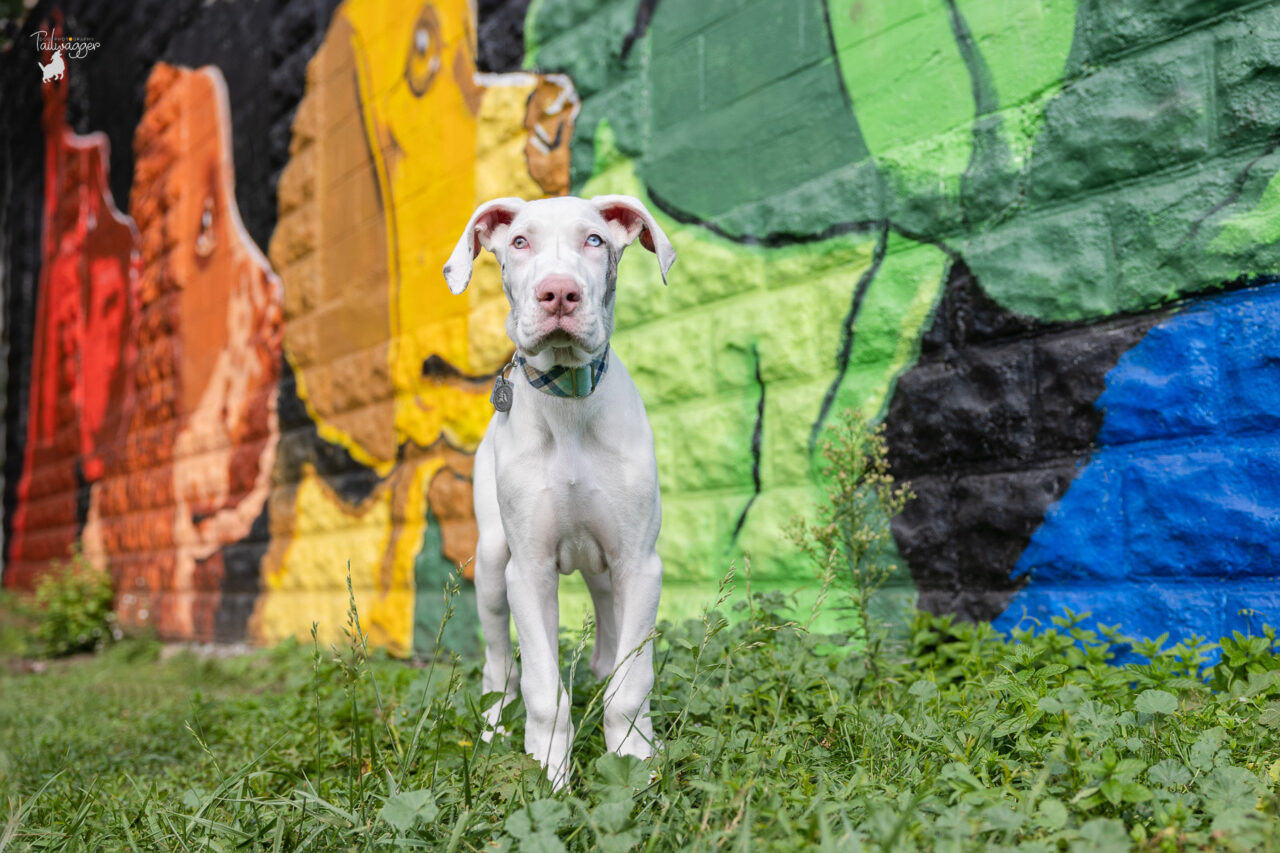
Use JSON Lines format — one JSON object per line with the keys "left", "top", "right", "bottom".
{"left": 443, "top": 197, "right": 526, "bottom": 294}
{"left": 590, "top": 194, "right": 676, "bottom": 285}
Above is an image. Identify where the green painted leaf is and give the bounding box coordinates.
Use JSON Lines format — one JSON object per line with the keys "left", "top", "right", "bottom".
{"left": 826, "top": 0, "right": 974, "bottom": 182}
{"left": 379, "top": 789, "right": 438, "bottom": 832}
{"left": 953, "top": 0, "right": 1076, "bottom": 111}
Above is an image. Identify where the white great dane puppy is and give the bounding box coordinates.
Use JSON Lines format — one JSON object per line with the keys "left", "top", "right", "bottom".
{"left": 443, "top": 195, "right": 675, "bottom": 788}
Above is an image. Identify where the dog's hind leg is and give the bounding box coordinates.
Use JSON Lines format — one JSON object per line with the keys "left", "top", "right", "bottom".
{"left": 474, "top": 436, "right": 517, "bottom": 739}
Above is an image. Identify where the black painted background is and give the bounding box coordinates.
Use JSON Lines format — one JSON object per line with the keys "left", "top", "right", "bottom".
{"left": 883, "top": 261, "right": 1167, "bottom": 621}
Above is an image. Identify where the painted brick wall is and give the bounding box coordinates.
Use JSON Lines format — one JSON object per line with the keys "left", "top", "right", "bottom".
{"left": 2, "top": 0, "right": 1278, "bottom": 655}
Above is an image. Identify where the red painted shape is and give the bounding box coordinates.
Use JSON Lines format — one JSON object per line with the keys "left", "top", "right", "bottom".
{"left": 6, "top": 35, "right": 140, "bottom": 589}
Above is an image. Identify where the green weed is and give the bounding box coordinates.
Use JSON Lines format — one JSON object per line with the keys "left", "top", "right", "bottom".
{"left": 0, "top": 574, "right": 1278, "bottom": 851}
{"left": 0, "top": 415, "right": 1277, "bottom": 850}
{"left": 19, "top": 547, "right": 119, "bottom": 658}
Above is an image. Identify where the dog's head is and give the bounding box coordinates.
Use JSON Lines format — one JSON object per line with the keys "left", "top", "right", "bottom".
{"left": 444, "top": 195, "right": 675, "bottom": 365}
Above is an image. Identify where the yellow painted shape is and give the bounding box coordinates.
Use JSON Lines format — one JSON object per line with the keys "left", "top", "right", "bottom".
{"left": 342, "top": 0, "right": 480, "bottom": 450}
{"left": 475, "top": 75, "right": 544, "bottom": 203}
{"left": 340, "top": 0, "right": 557, "bottom": 456}
{"left": 285, "top": 348, "right": 397, "bottom": 476}
{"left": 470, "top": 73, "right": 547, "bottom": 370}
{"left": 394, "top": 457, "right": 441, "bottom": 602}
{"left": 255, "top": 463, "right": 394, "bottom": 649}
{"left": 403, "top": 379, "right": 494, "bottom": 457}
{"left": 255, "top": 461, "right": 435, "bottom": 655}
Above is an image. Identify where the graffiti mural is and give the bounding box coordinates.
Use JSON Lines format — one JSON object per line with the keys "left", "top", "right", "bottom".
{"left": 7, "top": 59, "right": 140, "bottom": 592}
{"left": 87, "top": 63, "right": 283, "bottom": 640}
{"left": 257, "top": 0, "right": 579, "bottom": 654}
{"left": 3, "top": 0, "right": 1280, "bottom": 653}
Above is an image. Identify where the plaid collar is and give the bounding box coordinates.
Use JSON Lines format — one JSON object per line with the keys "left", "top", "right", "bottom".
{"left": 515, "top": 346, "right": 610, "bottom": 398}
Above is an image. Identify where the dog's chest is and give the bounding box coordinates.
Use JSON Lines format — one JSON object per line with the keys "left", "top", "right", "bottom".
{"left": 544, "top": 451, "right": 614, "bottom": 575}
{"left": 495, "top": 424, "right": 627, "bottom": 554}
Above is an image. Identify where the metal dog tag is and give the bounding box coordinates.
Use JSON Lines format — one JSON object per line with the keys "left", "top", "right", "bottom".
{"left": 490, "top": 373, "right": 513, "bottom": 412}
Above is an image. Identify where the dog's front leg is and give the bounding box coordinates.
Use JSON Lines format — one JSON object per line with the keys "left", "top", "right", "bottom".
{"left": 474, "top": 438, "right": 519, "bottom": 738}
{"left": 603, "top": 551, "right": 663, "bottom": 759}
{"left": 506, "top": 556, "right": 573, "bottom": 788}
{"left": 475, "top": 534, "right": 517, "bottom": 738}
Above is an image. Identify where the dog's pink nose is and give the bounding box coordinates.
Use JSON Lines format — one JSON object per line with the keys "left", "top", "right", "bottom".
{"left": 536, "top": 275, "right": 582, "bottom": 316}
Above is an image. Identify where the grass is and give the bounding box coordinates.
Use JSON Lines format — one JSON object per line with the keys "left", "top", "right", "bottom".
{"left": 1, "top": 568, "right": 1279, "bottom": 852}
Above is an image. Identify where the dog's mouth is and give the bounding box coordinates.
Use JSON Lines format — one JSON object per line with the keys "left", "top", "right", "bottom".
{"left": 532, "top": 318, "right": 592, "bottom": 348}
{"left": 521, "top": 326, "right": 604, "bottom": 365}
{"left": 542, "top": 327, "right": 578, "bottom": 344}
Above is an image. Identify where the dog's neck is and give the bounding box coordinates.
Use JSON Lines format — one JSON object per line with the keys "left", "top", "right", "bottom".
{"left": 515, "top": 346, "right": 610, "bottom": 399}
{"left": 518, "top": 345, "right": 602, "bottom": 371}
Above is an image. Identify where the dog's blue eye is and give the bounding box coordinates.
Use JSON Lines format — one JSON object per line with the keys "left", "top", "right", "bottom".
{"left": 586, "top": 234, "right": 603, "bottom": 247}
{"left": 512, "top": 236, "right": 528, "bottom": 249}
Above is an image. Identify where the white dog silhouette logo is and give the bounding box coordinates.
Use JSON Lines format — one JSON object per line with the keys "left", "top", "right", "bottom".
{"left": 39, "top": 48, "right": 64, "bottom": 83}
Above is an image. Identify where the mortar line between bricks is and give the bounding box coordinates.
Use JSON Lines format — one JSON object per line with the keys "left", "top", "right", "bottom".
{"left": 1082, "top": 0, "right": 1280, "bottom": 70}
{"left": 661, "top": 482, "right": 815, "bottom": 502}
{"left": 652, "top": 53, "right": 833, "bottom": 136}
{"left": 1206, "top": 29, "right": 1219, "bottom": 158}
{"left": 910, "top": 275, "right": 1279, "bottom": 358}
{"left": 930, "top": 140, "right": 1279, "bottom": 243}
{"left": 530, "top": 1, "right": 657, "bottom": 67}
{"left": 898, "top": 427, "right": 1280, "bottom": 486}
{"left": 638, "top": 137, "right": 1279, "bottom": 265}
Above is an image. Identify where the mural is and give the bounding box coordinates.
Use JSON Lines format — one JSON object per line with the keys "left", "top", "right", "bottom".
{"left": 257, "top": 0, "right": 580, "bottom": 655}
{"left": 3, "top": 0, "right": 1279, "bottom": 654}
{"left": 991, "top": 284, "right": 1280, "bottom": 643}
{"left": 7, "top": 58, "right": 140, "bottom": 592}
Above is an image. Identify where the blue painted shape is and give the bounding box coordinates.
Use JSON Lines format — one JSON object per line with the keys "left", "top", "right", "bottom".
{"left": 994, "top": 285, "right": 1280, "bottom": 653}
{"left": 1097, "top": 310, "right": 1219, "bottom": 444}
{"left": 1007, "top": 460, "right": 1124, "bottom": 584}
{"left": 1220, "top": 293, "right": 1280, "bottom": 435}
{"left": 1125, "top": 447, "right": 1280, "bottom": 580}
